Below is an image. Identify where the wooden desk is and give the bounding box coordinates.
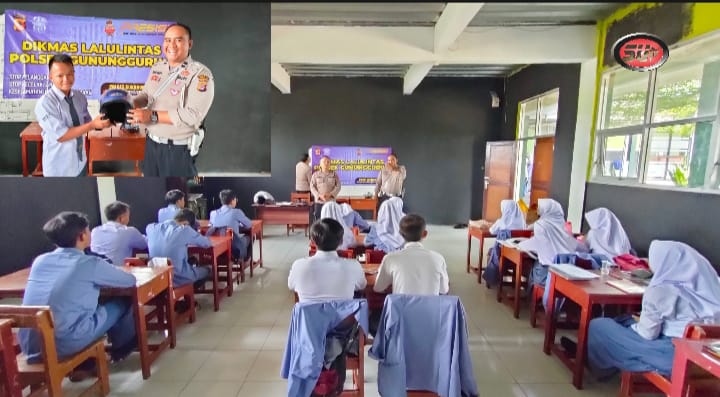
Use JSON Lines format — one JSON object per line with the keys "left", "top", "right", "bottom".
{"left": 467, "top": 227, "right": 492, "bottom": 278}
{"left": 189, "top": 235, "right": 232, "bottom": 311}
{"left": 338, "top": 196, "right": 378, "bottom": 220}
{"left": 496, "top": 245, "right": 534, "bottom": 319}
{"left": 87, "top": 126, "right": 146, "bottom": 176}
{"left": 243, "top": 220, "right": 264, "bottom": 274}
{"left": 253, "top": 204, "right": 311, "bottom": 235}
{"left": 19, "top": 122, "right": 43, "bottom": 177}
{"left": 670, "top": 339, "right": 720, "bottom": 397}
{"left": 362, "top": 262, "right": 389, "bottom": 311}
{"left": 543, "top": 271, "right": 643, "bottom": 389}
{"left": 0, "top": 266, "right": 174, "bottom": 380}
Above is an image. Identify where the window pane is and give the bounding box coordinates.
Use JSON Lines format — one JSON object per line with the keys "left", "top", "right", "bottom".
{"left": 646, "top": 122, "right": 713, "bottom": 188}
{"left": 601, "top": 133, "right": 642, "bottom": 178}
{"left": 518, "top": 139, "right": 536, "bottom": 204}
{"left": 539, "top": 91, "right": 559, "bottom": 136}
{"left": 601, "top": 69, "right": 649, "bottom": 129}
{"left": 520, "top": 99, "right": 538, "bottom": 138}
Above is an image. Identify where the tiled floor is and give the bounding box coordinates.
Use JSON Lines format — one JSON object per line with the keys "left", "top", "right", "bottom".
{"left": 60, "top": 225, "right": 645, "bottom": 397}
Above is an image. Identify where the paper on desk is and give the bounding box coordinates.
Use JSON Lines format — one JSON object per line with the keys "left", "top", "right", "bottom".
{"left": 606, "top": 279, "right": 646, "bottom": 294}
{"left": 549, "top": 263, "right": 599, "bottom": 280}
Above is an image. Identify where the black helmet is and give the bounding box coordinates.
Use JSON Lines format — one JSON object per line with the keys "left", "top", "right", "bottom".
{"left": 99, "top": 89, "right": 131, "bottom": 124}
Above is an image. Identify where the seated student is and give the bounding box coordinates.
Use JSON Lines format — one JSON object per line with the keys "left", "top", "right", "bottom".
{"left": 288, "top": 218, "right": 367, "bottom": 303}
{"left": 158, "top": 189, "right": 185, "bottom": 223}
{"left": 584, "top": 207, "right": 632, "bottom": 260}
{"left": 146, "top": 208, "right": 212, "bottom": 288}
{"left": 20, "top": 212, "right": 138, "bottom": 380}
{"left": 209, "top": 189, "right": 253, "bottom": 261}
{"left": 373, "top": 214, "right": 449, "bottom": 295}
{"left": 469, "top": 200, "right": 526, "bottom": 232}
{"left": 579, "top": 241, "right": 720, "bottom": 380}
{"left": 320, "top": 201, "right": 359, "bottom": 250}
{"left": 253, "top": 190, "right": 276, "bottom": 205}
{"left": 90, "top": 201, "right": 148, "bottom": 266}
{"left": 340, "top": 203, "right": 371, "bottom": 233}
{"left": 518, "top": 198, "right": 588, "bottom": 289}
{"left": 363, "top": 197, "right": 405, "bottom": 253}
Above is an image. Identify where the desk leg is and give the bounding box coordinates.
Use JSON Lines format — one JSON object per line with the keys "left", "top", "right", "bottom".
{"left": 225, "top": 249, "right": 233, "bottom": 297}
{"left": 496, "top": 253, "right": 505, "bottom": 303}
{"left": 21, "top": 139, "right": 28, "bottom": 177}
{"left": 478, "top": 238, "right": 485, "bottom": 283}
{"left": 166, "top": 286, "right": 176, "bottom": 349}
{"left": 543, "top": 273, "right": 557, "bottom": 355}
{"left": 668, "top": 346, "right": 689, "bottom": 397}
{"left": 258, "top": 228, "right": 264, "bottom": 267}
{"left": 133, "top": 296, "right": 151, "bottom": 379}
{"left": 212, "top": 257, "right": 220, "bottom": 312}
{"left": 573, "top": 296, "right": 592, "bottom": 389}
{"left": 466, "top": 232, "right": 471, "bottom": 274}
{"left": 513, "top": 261, "right": 522, "bottom": 319}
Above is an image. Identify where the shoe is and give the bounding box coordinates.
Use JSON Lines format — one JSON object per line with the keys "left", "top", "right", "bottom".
{"left": 68, "top": 368, "right": 97, "bottom": 382}
{"left": 110, "top": 339, "right": 137, "bottom": 363}
{"left": 174, "top": 300, "right": 190, "bottom": 314}
{"left": 560, "top": 336, "right": 577, "bottom": 358}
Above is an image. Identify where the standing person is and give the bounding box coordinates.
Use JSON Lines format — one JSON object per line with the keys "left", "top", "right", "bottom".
{"left": 295, "top": 153, "right": 312, "bottom": 193}
{"left": 128, "top": 23, "right": 215, "bottom": 177}
{"left": 310, "top": 155, "right": 341, "bottom": 221}
{"left": 374, "top": 153, "right": 407, "bottom": 209}
{"left": 35, "top": 54, "right": 112, "bottom": 176}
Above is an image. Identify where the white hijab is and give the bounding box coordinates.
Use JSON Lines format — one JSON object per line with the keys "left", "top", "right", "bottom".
{"left": 585, "top": 208, "right": 631, "bottom": 258}
{"left": 519, "top": 200, "right": 585, "bottom": 265}
{"left": 375, "top": 197, "right": 406, "bottom": 251}
{"left": 489, "top": 200, "right": 526, "bottom": 234}
{"left": 648, "top": 241, "right": 720, "bottom": 323}
{"left": 320, "top": 201, "right": 356, "bottom": 249}
{"left": 340, "top": 203, "right": 354, "bottom": 217}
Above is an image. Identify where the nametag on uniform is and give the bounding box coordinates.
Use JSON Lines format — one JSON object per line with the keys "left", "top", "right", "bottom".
{"left": 197, "top": 74, "right": 209, "bottom": 92}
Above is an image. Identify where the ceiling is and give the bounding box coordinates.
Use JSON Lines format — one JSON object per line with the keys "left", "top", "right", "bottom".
{"left": 271, "top": 3, "right": 624, "bottom": 89}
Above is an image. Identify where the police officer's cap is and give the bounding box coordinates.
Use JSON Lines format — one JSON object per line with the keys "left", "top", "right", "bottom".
{"left": 99, "top": 89, "right": 131, "bottom": 124}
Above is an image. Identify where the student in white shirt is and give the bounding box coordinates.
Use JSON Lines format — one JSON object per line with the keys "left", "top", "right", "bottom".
{"left": 373, "top": 214, "right": 449, "bottom": 295}
{"left": 90, "top": 201, "right": 148, "bottom": 266}
{"left": 288, "top": 218, "right": 366, "bottom": 303}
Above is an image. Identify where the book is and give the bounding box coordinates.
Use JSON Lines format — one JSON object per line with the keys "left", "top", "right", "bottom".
{"left": 606, "top": 278, "right": 646, "bottom": 294}
{"left": 549, "top": 263, "right": 600, "bottom": 280}
{"left": 703, "top": 341, "right": 720, "bottom": 359}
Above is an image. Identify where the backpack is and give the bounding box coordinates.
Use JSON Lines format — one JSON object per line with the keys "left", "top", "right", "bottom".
{"left": 311, "top": 321, "right": 360, "bottom": 397}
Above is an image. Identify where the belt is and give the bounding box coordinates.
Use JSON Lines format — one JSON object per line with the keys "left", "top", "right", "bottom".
{"left": 147, "top": 133, "right": 189, "bottom": 145}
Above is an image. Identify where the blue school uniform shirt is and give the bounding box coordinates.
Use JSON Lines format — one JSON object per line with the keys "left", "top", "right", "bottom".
{"left": 368, "top": 294, "right": 479, "bottom": 397}
{"left": 209, "top": 205, "right": 252, "bottom": 234}
{"left": 281, "top": 299, "right": 369, "bottom": 397}
{"left": 90, "top": 221, "right": 148, "bottom": 266}
{"left": 19, "top": 247, "right": 136, "bottom": 362}
{"left": 146, "top": 220, "right": 212, "bottom": 287}
{"left": 157, "top": 204, "right": 181, "bottom": 223}
{"left": 35, "top": 85, "right": 91, "bottom": 177}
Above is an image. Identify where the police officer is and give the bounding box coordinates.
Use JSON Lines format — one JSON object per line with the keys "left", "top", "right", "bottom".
{"left": 310, "top": 155, "right": 341, "bottom": 221}
{"left": 128, "top": 23, "right": 214, "bottom": 177}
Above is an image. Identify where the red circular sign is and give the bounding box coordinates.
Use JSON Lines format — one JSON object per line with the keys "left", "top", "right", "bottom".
{"left": 612, "top": 33, "right": 669, "bottom": 72}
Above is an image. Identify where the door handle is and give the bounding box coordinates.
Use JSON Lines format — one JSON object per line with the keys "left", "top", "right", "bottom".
{"left": 484, "top": 177, "right": 490, "bottom": 190}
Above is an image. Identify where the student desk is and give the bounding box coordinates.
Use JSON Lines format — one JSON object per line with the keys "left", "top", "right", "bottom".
{"left": 670, "top": 338, "right": 720, "bottom": 397}
{"left": 253, "top": 204, "right": 311, "bottom": 235}
{"left": 19, "top": 122, "right": 43, "bottom": 177}
{"left": 362, "top": 262, "right": 389, "bottom": 311}
{"left": 197, "top": 220, "right": 264, "bottom": 281}
{"left": 466, "top": 227, "right": 492, "bottom": 277}
{"left": 496, "top": 245, "right": 535, "bottom": 319}
{"left": 87, "top": 126, "right": 146, "bottom": 176}
{"left": 337, "top": 196, "right": 378, "bottom": 220}
{"left": 188, "top": 235, "right": 232, "bottom": 312}
{"left": 542, "top": 270, "right": 643, "bottom": 389}
{"left": 0, "top": 266, "right": 174, "bottom": 380}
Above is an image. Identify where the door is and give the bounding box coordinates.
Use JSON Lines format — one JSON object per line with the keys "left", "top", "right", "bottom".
{"left": 482, "top": 141, "right": 517, "bottom": 222}
{"left": 530, "top": 136, "right": 554, "bottom": 207}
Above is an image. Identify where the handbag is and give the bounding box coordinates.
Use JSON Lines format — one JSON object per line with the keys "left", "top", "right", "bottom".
{"left": 613, "top": 254, "right": 650, "bottom": 271}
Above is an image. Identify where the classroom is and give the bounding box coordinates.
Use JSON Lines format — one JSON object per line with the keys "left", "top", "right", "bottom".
{"left": 1, "top": 2, "right": 720, "bottom": 397}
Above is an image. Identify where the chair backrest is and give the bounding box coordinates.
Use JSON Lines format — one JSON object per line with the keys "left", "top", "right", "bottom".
{"left": 684, "top": 323, "right": 720, "bottom": 339}
{"left": 337, "top": 249, "right": 355, "bottom": 259}
{"left": 365, "top": 249, "right": 386, "bottom": 264}
{"left": 291, "top": 192, "right": 311, "bottom": 204}
{"left": 0, "top": 306, "right": 59, "bottom": 366}
{"left": 0, "top": 318, "right": 21, "bottom": 397}
{"left": 124, "top": 257, "right": 174, "bottom": 268}
{"left": 510, "top": 230, "right": 533, "bottom": 238}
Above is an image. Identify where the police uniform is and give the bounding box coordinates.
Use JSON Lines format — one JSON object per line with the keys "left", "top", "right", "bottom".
{"left": 310, "top": 170, "right": 341, "bottom": 221}
{"left": 136, "top": 56, "right": 214, "bottom": 177}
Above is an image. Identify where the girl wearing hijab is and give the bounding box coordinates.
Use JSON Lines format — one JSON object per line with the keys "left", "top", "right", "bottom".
{"left": 584, "top": 207, "right": 632, "bottom": 259}
{"left": 518, "top": 198, "right": 589, "bottom": 288}
{"left": 320, "top": 201, "right": 358, "bottom": 250}
{"left": 340, "top": 203, "right": 371, "bottom": 233}
{"left": 584, "top": 241, "right": 720, "bottom": 379}
{"left": 364, "top": 197, "right": 406, "bottom": 253}
{"left": 489, "top": 200, "right": 526, "bottom": 234}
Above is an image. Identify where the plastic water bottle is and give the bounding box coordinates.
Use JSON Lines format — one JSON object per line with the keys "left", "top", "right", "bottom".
{"left": 601, "top": 260, "right": 612, "bottom": 277}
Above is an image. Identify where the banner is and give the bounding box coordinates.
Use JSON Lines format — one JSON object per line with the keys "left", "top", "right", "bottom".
{"left": 3, "top": 9, "right": 173, "bottom": 100}
{"left": 311, "top": 145, "right": 392, "bottom": 186}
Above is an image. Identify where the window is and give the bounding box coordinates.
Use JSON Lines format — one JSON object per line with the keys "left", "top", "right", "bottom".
{"left": 515, "top": 89, "right": 559, "bottom": 203}
{"left": 592, "top": 32, "right": 720, "bottom": 191}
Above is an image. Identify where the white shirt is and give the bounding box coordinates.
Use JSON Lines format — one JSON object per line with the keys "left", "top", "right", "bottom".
{"left": 35, "top": 86, "right": 90, "bottom": 176}
{"left": 253, "top": 190, "right": 275, "bottom": 204}
{"left": 288, "top": 251, "right": 367, "bottom": 303}
{"left": 90, "top": 221, "right": 148, "bottom": 266}
{"left": 373, "top": 242, "right": 449, "bottom": 295}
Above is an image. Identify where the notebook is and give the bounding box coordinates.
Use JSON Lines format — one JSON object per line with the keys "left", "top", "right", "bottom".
{"left": 549, "top": 263, "right": 600, "bottom": 280}
{"left": 606, "top": 278, "right": 646, "bottom": 294}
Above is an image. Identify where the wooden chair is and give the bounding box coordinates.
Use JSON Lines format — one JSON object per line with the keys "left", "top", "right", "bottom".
{"left": 288, "top": 192, "right": 312, "bottom": 236}
{"left": 0, "top": 305, "right": 110, "bottom": 397}
{"left": 529, "top": 256, "right": 594, "bottom": 328}
{"left": 0, "top": 318, "right": 22, "bottom": 397}
{"left": 124, "top": 258, "right": 197, "bottom": 325}
{"left": 342, "top": 318, "right": 366, "bottom": 397}
{"left": 481, "top": 229, "right": 533, "bottom": 284}
{"left": 619, "top": 323, "right": 720, "bottom": 397}
{"left": 365, "top": 249, "right": 386, "bottom": 264}
{"left": 207, "top": 226, "right": 249, "bottom": 284}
